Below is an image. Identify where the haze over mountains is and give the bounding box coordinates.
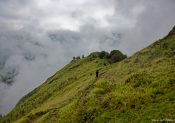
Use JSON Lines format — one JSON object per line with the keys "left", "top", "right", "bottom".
{"left": 1, "top": 26, "right": 175, "bottom": 123}
{"left": 0, "top": 0, "right": 175, "bottom": 115}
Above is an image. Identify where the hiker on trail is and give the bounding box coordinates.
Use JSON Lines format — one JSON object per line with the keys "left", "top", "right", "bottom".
{"left": 96, "top": 70, "right": 99, "bottom": 78}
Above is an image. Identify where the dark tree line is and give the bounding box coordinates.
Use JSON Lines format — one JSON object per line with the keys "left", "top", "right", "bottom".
{"left": 72, "top": 55, "right": 85, "bottom": 61}
{"left": 99, "top": 50, "right": 127, "bottom": 63}
{"left": 72, "top": 50, "right": 126, "bottom": 63}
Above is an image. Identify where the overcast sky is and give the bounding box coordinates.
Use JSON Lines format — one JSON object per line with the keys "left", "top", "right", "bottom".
{"left": 0, "top": 0, "right": 175, "bottom": 115}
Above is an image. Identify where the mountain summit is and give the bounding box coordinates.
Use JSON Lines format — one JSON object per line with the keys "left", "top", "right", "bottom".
{"left": 1, "top": 27, "right": 175, "bottom": 123}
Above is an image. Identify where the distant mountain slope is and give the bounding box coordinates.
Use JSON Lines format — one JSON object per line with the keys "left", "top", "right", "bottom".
{"left": 1, "top": 27, "right": 175, "bottom": 123}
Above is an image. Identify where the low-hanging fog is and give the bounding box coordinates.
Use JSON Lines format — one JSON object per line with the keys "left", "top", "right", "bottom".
{"left": 0, "top": 0, "right": 175, "bottom": 115}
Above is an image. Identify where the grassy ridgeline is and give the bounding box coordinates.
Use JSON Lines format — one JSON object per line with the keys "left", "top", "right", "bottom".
{"left": 1, "top": 27, "right": 175, "bottom": 123}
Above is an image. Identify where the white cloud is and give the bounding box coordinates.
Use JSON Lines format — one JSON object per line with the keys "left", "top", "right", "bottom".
{"left": 30, "top": 0, "right": 116, "bottom": 30}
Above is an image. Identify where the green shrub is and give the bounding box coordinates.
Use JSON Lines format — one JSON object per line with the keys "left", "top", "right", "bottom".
{"left": 99, "top": 51, "right": 109, "bottom": 59}
{"left": 87, "top": 52, "right": 100, "bottom": 61}
{"left": 108, "top": 50, "right": 127, "bottom": 63}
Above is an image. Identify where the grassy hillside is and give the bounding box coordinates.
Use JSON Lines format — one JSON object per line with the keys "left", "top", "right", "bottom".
{"left": 1, "top": 27, "right": 175, "bottom": 123}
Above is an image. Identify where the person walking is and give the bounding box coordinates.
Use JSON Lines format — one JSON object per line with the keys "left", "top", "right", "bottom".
{"left": 96, "top": 70, "right": 99, "bottom": 78}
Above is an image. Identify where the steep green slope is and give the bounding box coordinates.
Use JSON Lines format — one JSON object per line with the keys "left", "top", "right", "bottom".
{"left": 1, "top": 27, "right": 175, "bottom": 123}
